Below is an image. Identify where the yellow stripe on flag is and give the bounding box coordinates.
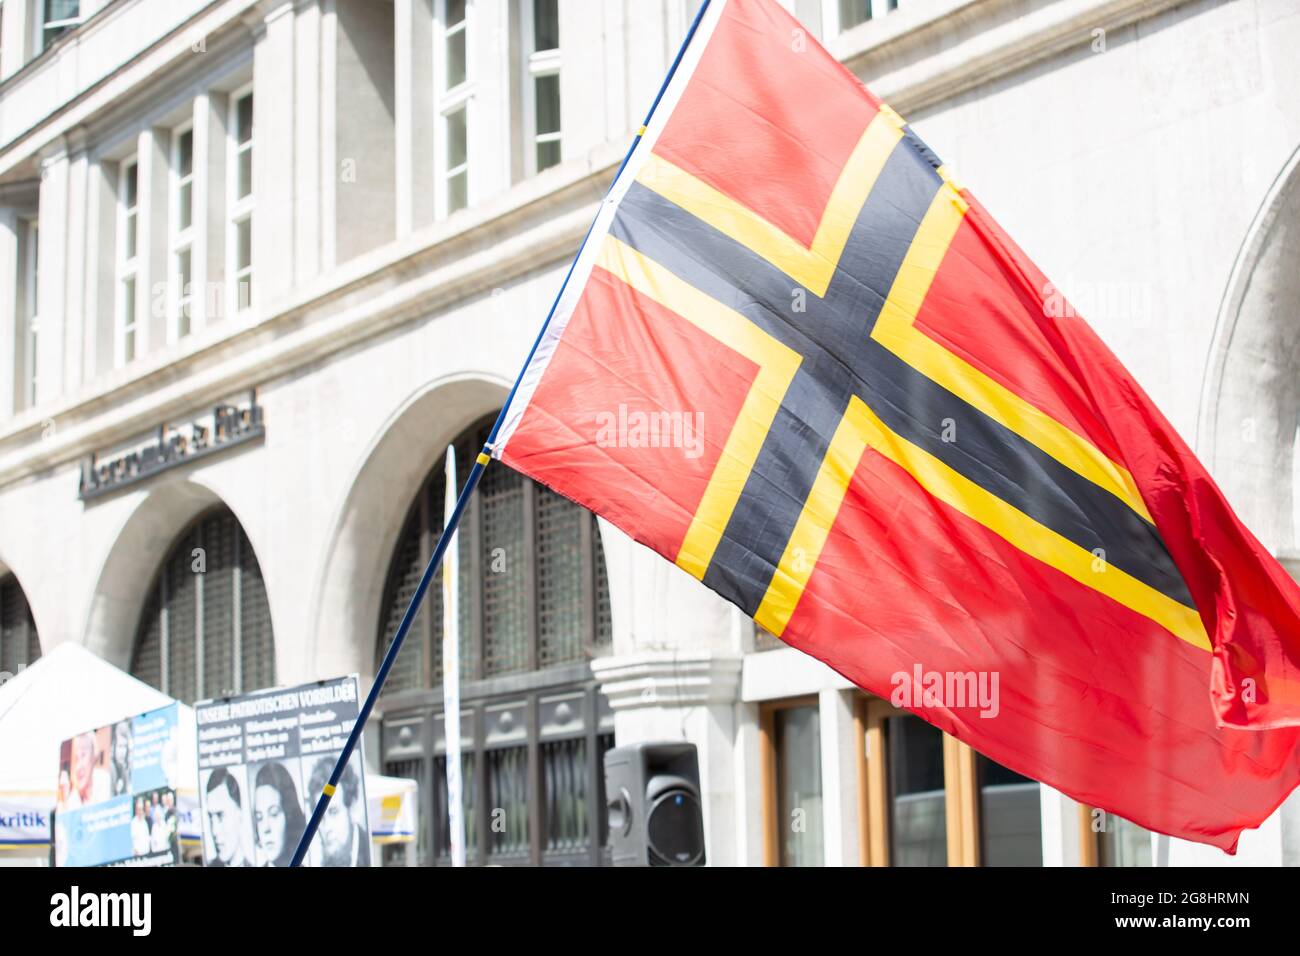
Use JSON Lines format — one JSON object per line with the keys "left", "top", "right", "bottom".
{"left": 870, "top": 182, "right": 1154, "bottom": 524}
{"left": 595, "top": 235, "right": 802, "bottom": 579}
{"left": 636, "top": 108, "right": 904, "bottom": 297}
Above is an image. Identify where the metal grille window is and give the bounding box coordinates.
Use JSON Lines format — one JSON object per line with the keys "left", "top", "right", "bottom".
{"left": 382, "top": 686, "right": 613, "bottom": 866}
{"left": 540, "top": 736, "right": 587, "bottom": 853}
{"left": 130, "top": 507, "right": 275, "bottom": 704}
{"left": 376, "top": 413, "right": 612, "bottom": 692}
{"left": 485, "top": 745, "right": 529, "bottom": 860}
{"left": 432, "top": 753, "right": 477, "bottom": 863}
{"left": 480, "top": 459, "right": 527, "bottom": 675}
{"left": 0, "top": 574, "right": 40, "bottom": 674}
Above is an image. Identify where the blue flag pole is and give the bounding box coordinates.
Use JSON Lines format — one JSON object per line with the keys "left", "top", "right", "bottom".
{"left": 290, "top": 0, "right": 714, "bottom": 868}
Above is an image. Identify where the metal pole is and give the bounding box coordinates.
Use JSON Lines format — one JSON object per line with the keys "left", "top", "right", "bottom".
{"left": 442, "top": 446, "right": 466, "bottom": 867}
{"left": 290, "top": 0, "right": 715, "bottom": 868}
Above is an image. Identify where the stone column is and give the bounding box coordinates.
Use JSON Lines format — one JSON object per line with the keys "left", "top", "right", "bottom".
{"left": 192, "top": 91, "right": 228, "bottom": 333}
{"left": 35, "top": 146, "right": 68, "bottom": 406}
{"left": 83, "top": 158, "right": 117, "bottom": 378}
{"left": 138, "top": 126, "right": 170, "bottom": 354}
{"left": 248, "top": 0, "right": 298, "bottom": 308}
{"left": 395, "top": 0, "right": 435, "bottom": 236}
{"left": 818, "top": 686, "right": 864, "bottom": 865}
{"left": 0, "top": 205, "right": 19, "bottom": 418}
{"left": 331, "top": 0, "right": 394, "bottom": 263}
{"left": 61, "top": 133, "right": 90, "bottom": 392}
{"left": 590, "top": 523, "right": 744, "bottom": 865}
{"left": 293, "top": 0, "right": 324, "bottom": 282}
{"left": 0, "top": 0, "right": 33, "bottom": 83}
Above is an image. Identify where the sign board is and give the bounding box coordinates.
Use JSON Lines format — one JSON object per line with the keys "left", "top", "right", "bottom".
{"left": 195, "top": 676, "right": 371, "bottom": 867}
{"left": 53, "top": 704, "right": 184, "bottom": 867}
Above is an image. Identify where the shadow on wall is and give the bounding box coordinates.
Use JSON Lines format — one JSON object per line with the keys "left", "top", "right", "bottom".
{"left": 81, "top": 481, "right": 227, "bottom": 669}
{"left": 304, "top": 373, "right": 508, "bottom": 683}
{"left": 1200, "top": 140, "right": 1300, "bottom": 556}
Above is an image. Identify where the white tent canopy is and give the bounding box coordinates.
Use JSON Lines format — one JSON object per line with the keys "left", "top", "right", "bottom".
{"left": 0, "top": 643, "right": 416, "bottom": 863}
{"left": 0, "top": 642, "right": 197, "bottom": 859}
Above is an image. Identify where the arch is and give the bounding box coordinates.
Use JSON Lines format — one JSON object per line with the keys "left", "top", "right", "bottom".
{"left": 83, "top": 478, "right": 275, "bottom": 682}
{"left": 1198, "top": 140, "right": 1300, "bottom": 553}
{"left": 83, "top": 481, "right": 225, "bottom": 669}
{"left": 0, "top": 557, "right": 41, "bottom": 672}
{"left": 306, "top": 372, "right": 510, "bottom": 682}
{"left": 129, "top": 504, "right": 275, "bottom": 703}
{"left": 372, "top": 409, "right": 613, "bottom": 694}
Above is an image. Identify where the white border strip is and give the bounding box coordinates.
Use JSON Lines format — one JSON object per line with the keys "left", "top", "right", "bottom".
{"left": 493, "top": 0, "right": 730, "bottom": 455}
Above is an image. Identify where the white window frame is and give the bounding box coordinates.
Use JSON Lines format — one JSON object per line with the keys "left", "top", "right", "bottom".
{"left": 37, "top": 0, "right": 82, "bottom": 53}
{"left": 115, "top": 156, "right": 140, "bottom": 367}
{"left": 821, "top": 0, "right": 899, "bottom": 35}
{"left": 20, "top": 219, "right": 38, "bottom": 408}
{"left": 169, "top": 121, "right": 196, "bottom": 341}
{"left": 436, "top": 0, "right": 473, "bottom": 217}
{"left": 227, "top": 85, "right": 254, "bottom": 317}
{"left": 521, "top": 0, "right": 561, "bottom": 178}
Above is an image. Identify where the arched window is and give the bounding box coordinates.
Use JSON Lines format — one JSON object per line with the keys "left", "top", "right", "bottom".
{"left": 0, "top": 573, "right": 40, "bottom": 674}
{"left": 131, "top": 506, "right": 274, "bottom": 703}
{"left": 377, "top": 413, "right": 612, "bottom": 692}
{"left": 376, "top": 413, "right": 615, "bottom": 866}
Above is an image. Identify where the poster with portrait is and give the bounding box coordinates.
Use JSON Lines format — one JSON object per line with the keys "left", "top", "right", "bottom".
{"left": 195, "top": 675, "right": 371, "bottom": 867}
{"left": 53, "top": 704, "right": 183, "bottom": 867}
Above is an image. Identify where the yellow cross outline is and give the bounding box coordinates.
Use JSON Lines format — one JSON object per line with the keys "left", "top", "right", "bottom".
{"left": 605, "top": 105, "right": 1210, "bottom": 649}
{"left": 637, "top": 108, "right": 1151, "bottom": 525}
{"left": 594, "top": 235, "right": 802, "bottom": 580}
{"left": 754, "top": 394, "right": 1209, "bottom": 651}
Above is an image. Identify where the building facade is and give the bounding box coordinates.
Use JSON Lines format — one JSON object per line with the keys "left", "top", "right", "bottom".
{"left": 1, "top": 0, "right": 1299, "bottom": 866}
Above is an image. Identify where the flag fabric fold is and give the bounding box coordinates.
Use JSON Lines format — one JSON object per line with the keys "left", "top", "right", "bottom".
{"left": 494, "top": 0, "right": 1300, "bottom": 852}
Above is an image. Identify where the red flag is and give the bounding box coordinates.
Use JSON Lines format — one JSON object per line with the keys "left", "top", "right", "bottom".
{"left": 494, "top": 0, "right": 1300, "bottom": 851}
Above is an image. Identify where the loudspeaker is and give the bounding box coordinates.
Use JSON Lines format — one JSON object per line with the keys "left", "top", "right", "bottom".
{"left": 604, "top": 741, "right": 706, "bottom": 867}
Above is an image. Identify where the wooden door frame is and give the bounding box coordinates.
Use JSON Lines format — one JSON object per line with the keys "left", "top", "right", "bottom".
{"left": 856, "top": 695, "right": 981, "bottom": 866}
{"left": 758, "top": 695, "right": 820, "bottom": 867}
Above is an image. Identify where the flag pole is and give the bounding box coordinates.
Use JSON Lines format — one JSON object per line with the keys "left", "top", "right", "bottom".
{"left": 442, "top": 445, "right": 466, "bottom": 867}
{"left": 289, "top": 0, "right": 714, "bottom": 868}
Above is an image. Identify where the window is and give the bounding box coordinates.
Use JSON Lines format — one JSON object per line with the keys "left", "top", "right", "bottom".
{"left": 859, "top": 696, "right": 1042, "bottom": 866}
{"left": 443, "top": 0, "right": 467, "bottom": 89}
{"left": 882, "top": 711, "right": 948, "bottom": 865}
{"left": 18, "top": 220, "right": 38, "bottom": 408}
{"left": 0, "top": 573, "right": 40, "bottom": 675}
{"left": 1084, "top": 807, "right": 1153, "bottom": 867}
{"left": 977, "top": 753, "right": 1043, "bottom": 865}
{"left": 171, "top": 125, "right": 195, "bottom": 339}
{"left": 376, "top": 413, "right": 615, "bottom": 866}
{"left": 228, "top": 90, "right": 254, "bottom": 314}
{"left": 130, "top": 507, "right": 275, "bottom": 705}
{"left": 384, "top": 689, "right": 614, "bottom": 867}
{"left": 523, "top": 0, "right": 562, "bottom": 174}
{"left": 116, "top": 158, "right": 140, "bottom": 365}
{"left": 437, "top": 0, "right": 471, "bottom": 214}
{"left": 760, "top": 698, "right": 824, "bottom": 866}
{"left": 377, "top": 413, "right": 612, "bottom": 690}
{"left": 444, "top": 106, "right": 468, "bottom": 214}
{"left": 40, "top": 0, "right": 81, "bottom": 50}
{"left": 825, "top": 0, "right": 899, "bottom": 33}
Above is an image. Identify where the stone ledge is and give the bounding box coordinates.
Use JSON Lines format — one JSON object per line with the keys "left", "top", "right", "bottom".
{"left": 833, "top": 0, "right": 1190, "bottom": 114}
{"left": 592, "top": 651, "right": 742, "bottom": 710}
